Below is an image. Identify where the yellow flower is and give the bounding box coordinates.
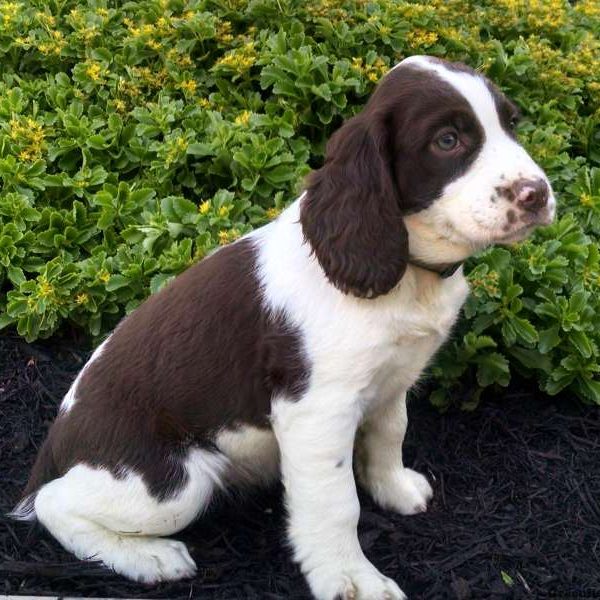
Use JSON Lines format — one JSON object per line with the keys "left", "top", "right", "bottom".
{"left": 216, "top": 20, "right": 233, "bottom": 42}
{"left": 580, "top": 193, "right": 595, "bottom": 207}
{"left": 38, "top": 280, "right": 54, "bottom": 298}
{"left": 266, "top": 207, "right": 281, "bottom": 220}
{"left": 218, "top": 228, "right": 241, "bottom": 245}
{"left": 167, "top": 50, "right": 193, "bottom": 68}
{"left": 166, "top": 137, "right": 188, "bottom": 165}
{"left": 199, "top": 201, "right": 211, "bottom": 214}
{"left": 234, "top": 110, "right": 251, "bottom": 126}
{"left": 407, "top": 29, "right": 439, "bottom": 48}
{"left": 215, "top": 42, "right": 256, "bottom": 73}
{"left": 179, "top": 79, "right": 197, "bottom": 94}
{"left": 156, "top": 16, "right": 170, "bottom": 31}
{"left": 75, "top": 292, "right": 89, "bottom": 305}
{"left": 85, "top": 62, "right": 103, "bottom": 81}
{"left": 9, "top": 116, "right": 46, "bottom": 160}
{"left": 36, "top": 11, "right": 56, "bottom": 26}
{"left": 147, "top": 39, "right": 162, "bottom": 51}
{"left": 98, "top": 270, "right": 110, "bottom": 283}
{"left": 218, "top": 205, "right": 230, "bottom": 218}
{"left": 576, "top": 0, "right": 600, "bottom": 17}
{"left": 119, "top": 79, "right": 141, "bottom": 97}
{"left": 1, "top": 1, "right": 19, "bottom": 23}
{"left": 131, "top": 66, "right": 168, "bottom": 89}
{"left": 198, "top": 98, "right": 211, "bottom": 108}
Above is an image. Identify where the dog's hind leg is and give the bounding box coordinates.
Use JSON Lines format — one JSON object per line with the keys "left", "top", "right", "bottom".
{"left": 32, "top": 448, "right": 228, "bottom": 583}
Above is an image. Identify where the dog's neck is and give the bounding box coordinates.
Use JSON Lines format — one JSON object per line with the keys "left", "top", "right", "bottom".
{"left": 403, "top": 213, "right": 476, "bottom": 270}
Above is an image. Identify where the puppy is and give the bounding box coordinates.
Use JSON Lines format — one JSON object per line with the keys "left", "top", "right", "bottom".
{"left": 13, "top": 55, "right": 555, "bottom": 600}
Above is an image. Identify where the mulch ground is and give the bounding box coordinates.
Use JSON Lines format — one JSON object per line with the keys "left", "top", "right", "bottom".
{"left": 1, "top": 333, "right": 599, "bottom": 600}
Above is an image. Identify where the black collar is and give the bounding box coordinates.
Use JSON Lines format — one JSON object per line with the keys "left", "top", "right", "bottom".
{"left": 408, "top": 258, "right": 463, "bottom": 278}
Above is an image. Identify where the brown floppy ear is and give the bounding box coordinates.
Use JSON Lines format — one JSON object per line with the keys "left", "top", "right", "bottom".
{"left": 301, "top": 112, "right": 408, "bottom": 298}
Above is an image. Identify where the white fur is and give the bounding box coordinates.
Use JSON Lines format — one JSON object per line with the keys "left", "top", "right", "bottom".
{"left": 60, "top": 336, "right": 110, "bottom": 414}
{"left": 33, "top": 449, "right": 227, "bottom": 583}
{"left": 357, "top": 393, "right": 433, "bottom": 515}
{"left": 255, "top": 196, "right": 465, "bottom": 599}
{"left": 216, "top": 425, "right": 280, "bottom": 486}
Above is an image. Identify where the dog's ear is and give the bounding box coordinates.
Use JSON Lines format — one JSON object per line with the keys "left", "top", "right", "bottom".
{"left": 301, "top": 112, "right": 408, "bottom": 298}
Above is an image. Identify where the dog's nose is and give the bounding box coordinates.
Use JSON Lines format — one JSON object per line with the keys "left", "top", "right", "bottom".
{"left": 514, "top": 178, "right": 549, "bottom": 212}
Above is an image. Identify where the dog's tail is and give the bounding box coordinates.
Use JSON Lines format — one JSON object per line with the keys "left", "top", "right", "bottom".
{"left": 8, "top": 436, "right": 58, "bottom": 522}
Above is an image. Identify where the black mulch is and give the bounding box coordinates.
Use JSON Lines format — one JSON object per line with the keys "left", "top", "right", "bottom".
{"left": 1, "top": 333, "right": 600, "bottom": 600}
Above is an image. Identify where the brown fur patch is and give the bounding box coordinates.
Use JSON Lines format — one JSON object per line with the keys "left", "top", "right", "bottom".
{"left": 23, "top": 240, "right": 309, "bottom": 500}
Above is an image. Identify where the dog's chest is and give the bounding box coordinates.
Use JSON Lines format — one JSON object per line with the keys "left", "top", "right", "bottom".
{"left": 349, "top": 276, "right": 469, "bottom": 406}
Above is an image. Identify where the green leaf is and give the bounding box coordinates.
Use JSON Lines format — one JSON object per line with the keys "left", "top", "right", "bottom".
{"left": 510, "top": 316, "right": 538, "bottom": 345}
{"left": 150, "top": 273, "right": 175, "bottom": 294}
{"left": 539, "top": 325, "right": 561, "bottom": 354}
{"left": 0, "top": 312, "right": 14, "bottom": 330}
{"left": 569, "top": 330, "right": 593, "bottom": 359}
{"left": 577, "top": 377, "right": 600, "bottom": 405}
{"left": 187, "top": 143, "right": 214, "bottom": 157}
{"left": 105, "top": 274, "right": 130, "bottom": 291}
{"left": 476, "top": 352, "right": 510, "bottom": 387}
{"left": 7, "top": 265, "right": 26, "bottom": 286}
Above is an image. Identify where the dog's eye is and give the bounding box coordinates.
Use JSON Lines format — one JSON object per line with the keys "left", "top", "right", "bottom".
{"left": 435, "top": 131, "right": 459, "bottom": 151}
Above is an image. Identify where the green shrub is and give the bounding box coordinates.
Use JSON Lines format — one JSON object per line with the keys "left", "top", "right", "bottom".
{"left": 0, "top": 0, "right": 598, "bottom": 405}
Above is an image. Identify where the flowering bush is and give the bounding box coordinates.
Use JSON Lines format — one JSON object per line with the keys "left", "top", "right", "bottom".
{"left": 0, "top": 0, "right": 598, "bottom": 405}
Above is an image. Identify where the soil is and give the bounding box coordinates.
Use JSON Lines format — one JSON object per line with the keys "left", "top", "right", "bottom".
{"left": 1, "top": 333, "right": 599, "bottom": 599}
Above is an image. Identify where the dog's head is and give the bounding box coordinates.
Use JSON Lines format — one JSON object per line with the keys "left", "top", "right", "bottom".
{"left": 301, "top": 55, "right": 556, "bottom": 298}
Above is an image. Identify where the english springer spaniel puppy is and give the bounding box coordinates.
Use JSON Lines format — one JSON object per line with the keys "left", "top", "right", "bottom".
{"left": 13, "top": 56, "right": 555, "bottom": 600}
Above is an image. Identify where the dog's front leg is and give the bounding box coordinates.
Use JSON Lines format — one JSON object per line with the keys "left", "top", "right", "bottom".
{"left": 272, "top": 389, "right": 405, "bottom": 600}
{"left": 357, "top": 392, "right": 433, "bottom": 515}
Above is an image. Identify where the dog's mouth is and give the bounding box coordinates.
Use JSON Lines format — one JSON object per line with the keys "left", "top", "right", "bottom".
{"left": 495, "top": 207, "right": 555, "bottom": 245}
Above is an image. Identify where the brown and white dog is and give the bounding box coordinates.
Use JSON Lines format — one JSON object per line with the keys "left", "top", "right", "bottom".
{"left": 12, "top": 56, "right": 555, "bottom": 600}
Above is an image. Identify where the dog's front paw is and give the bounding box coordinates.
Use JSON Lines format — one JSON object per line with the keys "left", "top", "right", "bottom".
{"left": 368, "top": 467, "right": 433, "bottom": 516}
{"left": 306, "top": 560, "right": 406, "bottom": 600}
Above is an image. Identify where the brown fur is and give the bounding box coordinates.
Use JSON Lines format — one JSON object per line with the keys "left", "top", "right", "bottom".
{"left": 23, "top": 240, "right": 308, "bottom": 500}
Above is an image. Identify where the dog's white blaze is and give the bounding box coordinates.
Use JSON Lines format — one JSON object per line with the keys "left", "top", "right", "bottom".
{"left": 401, "top": 56, "right": 503, "bottom": 137}
{"left": 60, "top": 336, "right": 110, "bottom": 414}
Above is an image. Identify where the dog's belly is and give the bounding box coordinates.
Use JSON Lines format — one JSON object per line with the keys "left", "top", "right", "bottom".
{"left": 215, "top": 425, "right": 280, "bottom": 486}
